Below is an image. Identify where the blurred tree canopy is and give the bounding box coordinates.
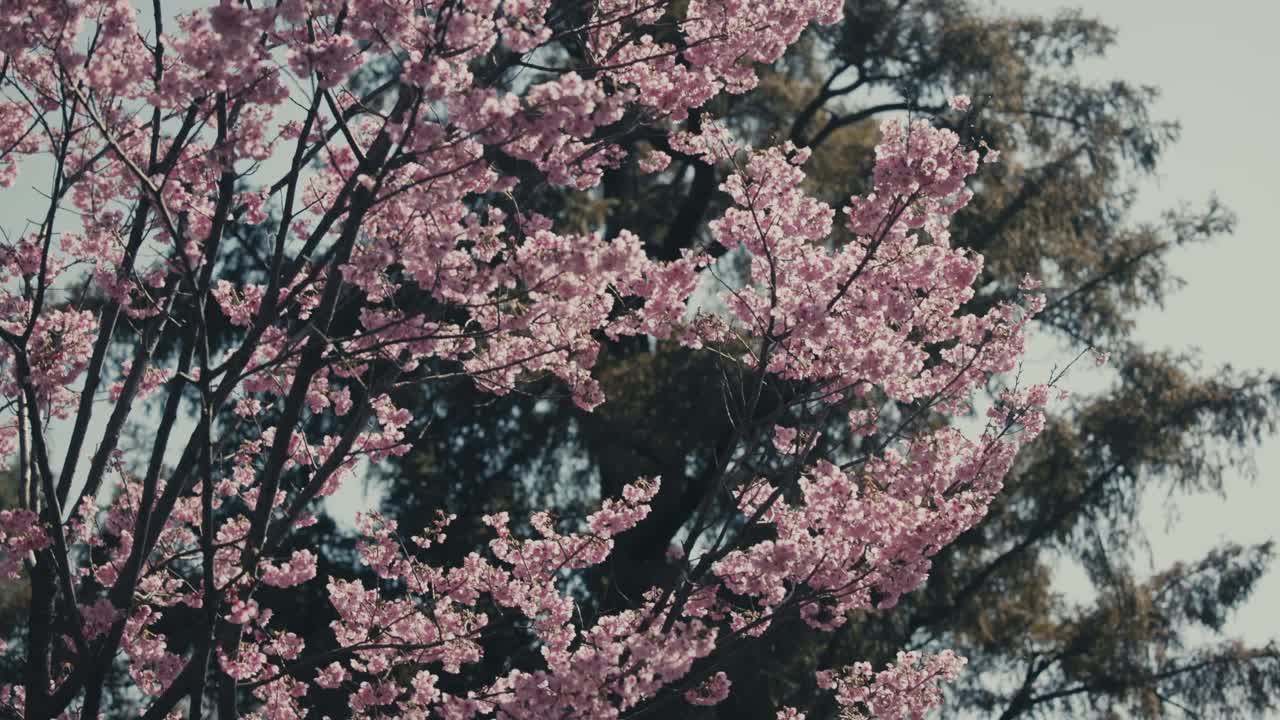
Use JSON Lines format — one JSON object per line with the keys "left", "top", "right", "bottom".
{"left": 60, "top": 0, "right": 1278, "bottom": 717}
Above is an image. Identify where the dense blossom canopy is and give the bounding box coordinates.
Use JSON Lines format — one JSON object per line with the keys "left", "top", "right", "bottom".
{"left": 0, "top": 1, "right": 1053, "bottom": 717}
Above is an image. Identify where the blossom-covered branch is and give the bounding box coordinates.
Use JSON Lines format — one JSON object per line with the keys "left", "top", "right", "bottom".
{"left": 0, "top": 1, "right": 1057, "bottom": 718}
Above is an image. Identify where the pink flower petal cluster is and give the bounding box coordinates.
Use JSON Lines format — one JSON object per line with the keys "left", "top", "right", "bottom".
{"left": 0, "top": 509, "right": 49, "bottom": 579}
{"left": 817, "top": 650, "right": 968, "bottom": 719}
{"left": 0, "top": 1, "right": 1056, "bottom": 717}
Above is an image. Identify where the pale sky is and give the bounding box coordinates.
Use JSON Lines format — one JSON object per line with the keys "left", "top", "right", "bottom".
{"left": 999, "top": 0, "right": 1280, "bottom": 661}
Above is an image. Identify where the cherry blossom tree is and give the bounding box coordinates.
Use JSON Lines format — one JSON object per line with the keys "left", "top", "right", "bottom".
{"left": 0, "top": 1, "right": 1056, "bottom": 717}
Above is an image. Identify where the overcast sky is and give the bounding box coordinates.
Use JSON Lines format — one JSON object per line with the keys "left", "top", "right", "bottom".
{"left": 998, "top": 0, "right": 1280, "bottom": 650}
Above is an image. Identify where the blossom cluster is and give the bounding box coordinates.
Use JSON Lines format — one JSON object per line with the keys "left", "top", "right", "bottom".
{"left": 0, "top": 0, "right": 1043, "bottom": 716}
{"left": 817, "top": 650, "right": 969, "bottom": 719}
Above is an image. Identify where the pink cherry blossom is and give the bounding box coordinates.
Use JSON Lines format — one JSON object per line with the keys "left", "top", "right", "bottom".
{"left": 0, "top": 1, "right": 1061, "bottom": 717}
